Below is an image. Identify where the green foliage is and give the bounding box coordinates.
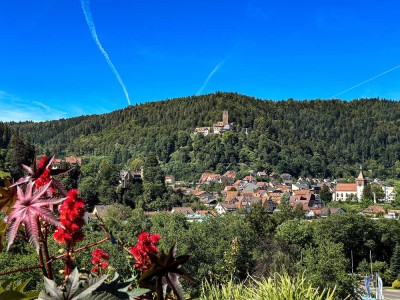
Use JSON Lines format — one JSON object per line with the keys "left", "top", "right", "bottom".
{"left": 8, "top": 93, "right": 400, "bottom": 181}
{"left": 311, "top": 214, "right": 378, "bottom": 268}
{"left": 277, "top": 219, "right": 312, "bottom": 250}
{"left": 5, "top": 131, "right": 35, "bottom": 179}
{"left": 320, "top": 185, "right": 332, "bottom": 203}
{"left": 361, "top": 183, "right": 384, "bottom": 204}
{"left": 199, "top": 272, "right": 335, "bottom": 300}
{"left": 0, "top": 170, "right": 11, "bottom": 180}
{"left": 101, "top": 205, "right": 151, "bottom": 245}
{"left": 393, "top": 181, "right": 400, "bottom": 208}
{"left": 0, "top": 278, "right": 39, "bottom": 300}
{"left": 390, "top": 244, "right": 400, "bottom": 281}
{"left": 302, "top": 241, "right": 353, "bottom": 299}
{"left": 245, "top": 202, "right": 277, "bottom": 238}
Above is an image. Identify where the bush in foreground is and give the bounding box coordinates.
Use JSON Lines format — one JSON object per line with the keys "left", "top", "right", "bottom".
{"left": 199, "top": 272, "right": 336, "bottom": 300}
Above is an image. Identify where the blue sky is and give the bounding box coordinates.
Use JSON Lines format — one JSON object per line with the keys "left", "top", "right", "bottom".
{"left": 1, "top": 0, "right": 400, "bottom": 121}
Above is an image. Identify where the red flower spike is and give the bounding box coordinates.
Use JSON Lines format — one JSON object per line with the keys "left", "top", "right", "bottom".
{"left": 53, "top": 189, "right": 86, "bottom": 246}
{"left": 130, "top": 232, "right": 160, "bottom": 273}
{"left": 91, "top": 248, "right": 109, "bottom": 274}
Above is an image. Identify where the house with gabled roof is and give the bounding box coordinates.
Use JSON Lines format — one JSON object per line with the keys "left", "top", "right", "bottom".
{"left": 362, "top": 205, "right": 385, "bottom": 217}
{"left": 215, "top": 202, "right": 237, "bottom": 214}
{"left": 199, "top": 173, "right": 222, "bottom": 184}
{"left": 223, "top": 190, "right": 239, "bottom": 203}
{"left": 171, "top": 207, "right": 195, "bottom": 215}
{"left": 289, "top": 191, "right": 316, "bottom": 210}
{"left": 320, "top": 207, "right": 345, "bottom": 217}
{"left": 243, "top": 175, "right": 257, "bottom": 184}
{"left": 222, "top": 170, "right": 237, "bottom": 181}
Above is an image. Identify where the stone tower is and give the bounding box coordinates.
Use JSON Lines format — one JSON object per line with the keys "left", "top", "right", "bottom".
{"left": 223, "top": 110, "right": 229, "bottom": 126}
{"left": 356, "top": 166, "right": 367, "bottom": 200}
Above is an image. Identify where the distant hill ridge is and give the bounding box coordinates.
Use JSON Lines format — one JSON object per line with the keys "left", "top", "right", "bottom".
{"left": 8, "top": 92, "right": 400, "bottom": 179}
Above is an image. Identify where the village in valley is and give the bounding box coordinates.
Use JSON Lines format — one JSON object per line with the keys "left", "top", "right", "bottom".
{"left": 156, "top": 167, "right": 396, "bottom": 220}
{"left": 84, "top": 111, "right": 399, "bottom": 223}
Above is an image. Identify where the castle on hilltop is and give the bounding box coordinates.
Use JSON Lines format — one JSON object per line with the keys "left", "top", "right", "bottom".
{"left": 195, "top": 110, "right": 234, "bottom": 135}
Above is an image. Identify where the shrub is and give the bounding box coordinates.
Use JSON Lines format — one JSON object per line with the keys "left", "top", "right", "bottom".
{"left": 199, "top": 272, "right": 336, "bottom": 300}
{"left": 392, "top": 279, "right": 400, "bottom": 289}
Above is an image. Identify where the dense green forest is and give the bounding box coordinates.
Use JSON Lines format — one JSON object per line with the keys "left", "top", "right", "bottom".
{"left": 3, "top": 92, "right": 400, "bottom": 180}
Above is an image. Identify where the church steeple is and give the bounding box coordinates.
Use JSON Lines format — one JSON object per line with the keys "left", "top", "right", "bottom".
{"left": 356, "top": 166, "right": 367, "bottom": 200}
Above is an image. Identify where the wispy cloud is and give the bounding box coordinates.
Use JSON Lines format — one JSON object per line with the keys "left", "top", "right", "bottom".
{"left": 196, "top": 58, "right": 226, "bottom": 96}
{"left": 330, "top": 64, "right": 400, "bottom": 98}
{"left": 80, "top": 0, "right": 131, "bottom": 106}
{"left": 0, "top": 91, "right": 67, "bottom": 122}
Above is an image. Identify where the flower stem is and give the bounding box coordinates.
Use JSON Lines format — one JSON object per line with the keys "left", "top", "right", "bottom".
{"left": 0, "top": 265, "right": 42, "bottom": 277}
{"left": 42, "top": 224, "right": 53, "bottom": 279}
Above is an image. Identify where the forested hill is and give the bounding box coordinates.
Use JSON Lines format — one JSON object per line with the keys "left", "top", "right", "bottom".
{"left": 7, "top": 92, "right": 400, "bottom": 180}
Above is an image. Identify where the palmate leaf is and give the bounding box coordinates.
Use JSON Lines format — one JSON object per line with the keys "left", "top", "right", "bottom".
{"left": 95, "top": 272, "right": 150, "bottom": 300}
{"left": 38, "top": 268, "right": 121, "bottom": 300}
{"left": 139, "top": 243, "right": 194, "bottom": 300}
{"left": 0, "top": 179, "right": 17, "bottom": 214}
{"left": 6, "top": 180, "right": 66, "bottom": 253}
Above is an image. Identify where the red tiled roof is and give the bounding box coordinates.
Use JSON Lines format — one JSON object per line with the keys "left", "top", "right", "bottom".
{"left": 363, "top": 205, "right": 385, "bottom": 214}
{"left": 335, "top": 183, "right": 357, "bottom": 192}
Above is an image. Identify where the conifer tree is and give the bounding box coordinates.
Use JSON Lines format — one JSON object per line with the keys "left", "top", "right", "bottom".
{"left": 390, "top": 244, "right": 400, "bottom": 281}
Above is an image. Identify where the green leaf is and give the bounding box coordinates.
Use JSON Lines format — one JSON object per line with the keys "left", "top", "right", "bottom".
{"left": 21, "top": 290, "right": 40, "bottom": 300}
{"left": 67, "top": 268, "right": 81, "bottom": 298}
{"left": 83, "top": 292, "right": 119, "bottom": 300}
{"left": 72, "top": 276, "right": 107, "bottom": 300}
{"left": 123, "top": 288, "right": 150, "bottom": 298}
{"left": 0, "top": 279, "right": 13, "bottom": 291}
{"left": 0, "top": 290, "right": 27, "bottom": 300}
{"left": 15, "top": 278, "right": 31, "bottom": 293}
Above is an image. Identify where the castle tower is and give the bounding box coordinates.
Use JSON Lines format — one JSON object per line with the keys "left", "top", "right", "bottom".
{"left": 223, "top": 110, "right": 229, "bottom": 126}
{"left": 356, "top": 166, "right": 367, "bottom": 201}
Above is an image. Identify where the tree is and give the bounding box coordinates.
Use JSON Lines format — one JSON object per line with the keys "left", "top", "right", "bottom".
{"left": 392, "top": 181, "right": 400, "bottom": 208}
{"left": 320, "top": 185, "right": 332, "bottom": 203}
{"left": 143, "top": 153, "right": 164, "bottom": 184}
{"left": 277, "top": 219, "right": 313, "bottom": 251}
{"left": 245, "top": 203, "right": 277, "bottom": 238}
{"left": 370, "top": 183, "right": 385, "bottom": 203}
{"left": 302, "top": 241, "right": 353, "bottom": 299}
{"left": 390, "top": 244, "right": 400, "bottom": 281}
{"left": 142, "top": 153, "right": 166, "bottom": 209}
{"left": 5, "top": 131, "right": 35, "bottom": 179}
{"left": 78, "top": 176, "right": 99, "bottom": 208}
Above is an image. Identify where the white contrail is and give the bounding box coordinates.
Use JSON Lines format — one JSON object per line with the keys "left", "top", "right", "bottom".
{"left": 330, "top": 64, "right": 400, "bottom": 99}
{"left": 80, "top": 0, "right": 131, "bottom": 105}
{"left": 196, "top": 59, "right": 226, "bottom": 95}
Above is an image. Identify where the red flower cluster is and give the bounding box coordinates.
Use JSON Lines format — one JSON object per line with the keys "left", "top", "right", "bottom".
{"left": 53, "top": 189, "right": 85, "bottom": 246}
{"left": 91, "top": 248, "right": 109, "bottom": 273}
{"left": 130, "top": 232, "right": 160, "bottom": 272}
{"left": 35, "top": 156, "right": 54, "bottom": 193}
